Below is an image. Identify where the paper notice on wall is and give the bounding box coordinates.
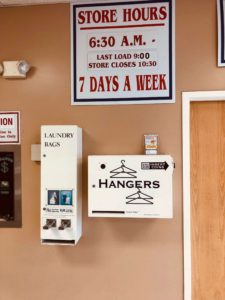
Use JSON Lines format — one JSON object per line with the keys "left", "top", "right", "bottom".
{"left": 71, "top": 0, "right": 175, "bottom": 105}
{"left": 0, "top": 112, "right": 20, "bottom": 144}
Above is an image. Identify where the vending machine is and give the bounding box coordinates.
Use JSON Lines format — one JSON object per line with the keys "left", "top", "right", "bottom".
{"left": 41, "top": 125, "right": 82, "bottom": 245}
{"left": 88, "top": 155, "right": 174, "bottom": 218}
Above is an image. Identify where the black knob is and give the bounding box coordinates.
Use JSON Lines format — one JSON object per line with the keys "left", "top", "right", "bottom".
{"left": 43, "top": 219, "right": 56, "bottom": 230}
{"left": 58, "top": 219, "right": 71, "bottom": 230}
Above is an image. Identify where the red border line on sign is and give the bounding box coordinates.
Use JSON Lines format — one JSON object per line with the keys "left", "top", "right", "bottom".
{"left": 80, "top": 23, "right": 165, "bottom": 30}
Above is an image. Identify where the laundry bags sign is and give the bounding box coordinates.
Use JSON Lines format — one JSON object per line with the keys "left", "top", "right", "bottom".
{"left": 88, "top": 155, "right": 174, "bottom": 218}
{"left": 71, "top": 0, "right": 175, "bottom": 105}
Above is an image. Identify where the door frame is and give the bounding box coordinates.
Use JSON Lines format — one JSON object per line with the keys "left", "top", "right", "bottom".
{"left": 182, "top": 90, "right": 225, "bottom": 300}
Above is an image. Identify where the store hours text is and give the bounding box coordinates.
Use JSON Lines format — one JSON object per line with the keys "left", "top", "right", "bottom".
{"left": 89, "top": 34, "right": 147, "bottom": 48}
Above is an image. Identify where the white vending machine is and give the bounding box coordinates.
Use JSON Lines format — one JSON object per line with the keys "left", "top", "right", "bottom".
{"left": 88, "top": 155, "right": 174, "bottom": 218}
{"left": 41, "top": 125, "right": 82, "bottom": 245}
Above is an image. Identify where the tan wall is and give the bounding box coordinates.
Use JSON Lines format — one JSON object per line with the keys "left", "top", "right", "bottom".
{"left": 0, "top": 1, "right": 222, "bottom": 299}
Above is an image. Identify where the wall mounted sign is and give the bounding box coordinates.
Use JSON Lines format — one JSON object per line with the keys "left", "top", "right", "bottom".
{"left": 0, "top": 112, "right": 20, "bottom": 144}
{"left": 218, "top": 0, "right": 225, "bottom": 66}
{"left": 71, "top": 0, "right": 175, "bottom": 105}
{"left": 88, "top": 155, "right": 174, "bottom": 218}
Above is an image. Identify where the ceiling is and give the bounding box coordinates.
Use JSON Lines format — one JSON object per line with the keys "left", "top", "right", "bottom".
{"left": 0, "top": 0, "right": 115, "bottom": 6}
{"left": 0, "top": 0, "right": 71, "bottom": 6}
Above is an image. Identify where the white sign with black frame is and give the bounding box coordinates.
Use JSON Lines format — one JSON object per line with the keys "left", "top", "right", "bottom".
{"left": 218, "top": 0, "right": 225, "bottom": 66}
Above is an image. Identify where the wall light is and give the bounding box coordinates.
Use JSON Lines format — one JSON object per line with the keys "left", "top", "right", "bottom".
{"left": 1, "top": 61, "right": 31, "bottom": 78}
{"left": 18, "top": 61, "right": 30, "bottom": 75}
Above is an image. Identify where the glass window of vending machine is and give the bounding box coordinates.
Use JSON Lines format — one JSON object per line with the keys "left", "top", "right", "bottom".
{"left": 0, "top": 146, "right": 21, "bottom": 228}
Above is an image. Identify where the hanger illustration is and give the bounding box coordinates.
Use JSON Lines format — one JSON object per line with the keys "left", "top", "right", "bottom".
{"left": 126, "top": 188, "right": 154, "bottom": 204}
{"left": 110, "top": 160, "right": 137, "bottom": 178}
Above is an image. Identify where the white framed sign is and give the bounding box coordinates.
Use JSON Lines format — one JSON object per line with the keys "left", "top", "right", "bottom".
{"left": 0, "top": 111, "right": 20, "bottom": 144}
{"left": 71, "top": 0, "right": 175, "bottom": 105}
{"left": 88, "top": 155, "right": 174, "bottom": 218}
{"left": 218, "top": 0, "right": 225, "bottom": 66}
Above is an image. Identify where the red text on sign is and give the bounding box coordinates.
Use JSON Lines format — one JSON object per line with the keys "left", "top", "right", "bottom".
{"left": 78, "top": 9, "right": 117, "bottom": 24}
{"left": 123, "top": 7, "right": 167, "bottom": 22}
{"left": 90, "top": 76, "right": 119, "bottom": 92}
{"left": 136, "top": 74, "right": 167, "bottom": 91}
{"left": 0, "top": 118, "right": 13, "bottom": 126}
{"left": 78, "top": 6, "right": 167, "bottom": 25}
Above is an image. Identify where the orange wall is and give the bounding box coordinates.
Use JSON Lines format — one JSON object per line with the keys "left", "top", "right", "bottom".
{"left": 0, "top": 1, "right": 223, "bottom": 299}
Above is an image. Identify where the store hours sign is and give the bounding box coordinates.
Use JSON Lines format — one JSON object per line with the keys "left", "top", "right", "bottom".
{"left": 71, "top": 0, "right": 175, "bottom": 105}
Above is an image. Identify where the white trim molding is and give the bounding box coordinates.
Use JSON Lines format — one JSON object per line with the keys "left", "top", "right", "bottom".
{"left": 182, "top": 90, "right": 225, "bottom": 300}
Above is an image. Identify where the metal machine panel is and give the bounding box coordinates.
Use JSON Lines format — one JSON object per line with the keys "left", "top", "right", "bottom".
{"left": 0, "top": 146, "right": 21, "bottom": 227}
{"left": 0, "top": 152, "right": 14, "bottom": 220}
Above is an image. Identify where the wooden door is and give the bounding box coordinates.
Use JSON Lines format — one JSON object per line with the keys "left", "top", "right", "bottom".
{"left": 190, "top": 101, "right": 225, "bottom": 300}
